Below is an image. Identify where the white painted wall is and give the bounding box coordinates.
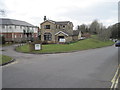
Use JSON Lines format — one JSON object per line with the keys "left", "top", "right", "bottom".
{"left": 0, "top": 25, "right": 38, "bottom": 33}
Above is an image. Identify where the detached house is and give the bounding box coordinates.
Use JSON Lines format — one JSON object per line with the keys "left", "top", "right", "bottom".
{"left": 40, "top": 16, "right": 81, "bottom": 44}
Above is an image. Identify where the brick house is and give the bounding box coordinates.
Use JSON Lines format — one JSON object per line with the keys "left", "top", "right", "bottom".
{"left": 0, "top": 18, "right": 39, "bottom": 42}
{"left": 40, "top": 17, "right": 81, "bottom": 44}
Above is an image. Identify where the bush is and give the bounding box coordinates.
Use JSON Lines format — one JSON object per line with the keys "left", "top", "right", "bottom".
{"left": 0, "top": 36, "right": 5, "bottom": 44}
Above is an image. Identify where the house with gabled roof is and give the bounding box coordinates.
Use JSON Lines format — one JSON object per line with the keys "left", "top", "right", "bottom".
{"left": 40, "top": 16, "right": 81, "bottom": 44}
{"left": 0, "top": 18, "right": 39, "bottom": 42}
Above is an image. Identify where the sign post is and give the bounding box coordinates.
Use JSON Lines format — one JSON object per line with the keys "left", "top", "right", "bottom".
{"left": 29, "top": 40, "right": 42, "bottom": 51}
{"left": 35, "top": 44, "right": 41, "bottom": 50}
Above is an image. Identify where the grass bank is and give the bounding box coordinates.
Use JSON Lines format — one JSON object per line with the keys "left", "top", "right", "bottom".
{"left": 0, "top": 55, "right": 12, "bottom": 65}
{"left": 16, "top": 38, "right": 114, "bottom": 54}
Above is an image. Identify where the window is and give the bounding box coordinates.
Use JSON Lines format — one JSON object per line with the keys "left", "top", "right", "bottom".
{"left": 15, "top": 35, "right": 17, "bottom": 38}
{"left": 44, "top": 33, "right": 52, "bottom": 41}
{"left": 9, "top": 26, "right": 12, "bottom": 29}
{"left": 63, "top": 25, "right": 65, "bottom": 30}
{"left": 20, "top": 26, "right": 22, "bottom": 29}
{"left": 23, "top": 30, "right": 26, "bottom": 34}
{"left": 44, "top": 25, "right": 50, "bottom": 29}
{"left": 15, "top": 26, "right": 16, "bottom": 29}
{"left": 59, "top": 25, "right": 61, "bottom": 29}
{"left": 63, "top": 25, "right": 65, "bottom": 28}
{"left": 21, "top": 34, "right": 23, "bottom": 38}
{"left": 2, "top": 25, "right": 5, "bottom": 29}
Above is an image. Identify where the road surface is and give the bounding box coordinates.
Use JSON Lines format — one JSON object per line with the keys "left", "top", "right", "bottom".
{"left": 2, "top": 45, "right": 118, "bottom": 88}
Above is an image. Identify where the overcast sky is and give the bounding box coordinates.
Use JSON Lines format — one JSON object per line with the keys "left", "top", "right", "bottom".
{"left": 0, "top": 0, "right": 119, "bottom": 29}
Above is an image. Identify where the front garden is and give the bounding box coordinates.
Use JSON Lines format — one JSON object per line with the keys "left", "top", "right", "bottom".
{"left": 16, "top": 37, "right": 114, "bottom": 54}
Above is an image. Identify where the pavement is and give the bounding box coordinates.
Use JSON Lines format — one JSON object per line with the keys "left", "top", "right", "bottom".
{"left": 2, "top": 45, "right": 119, "bottom": 88}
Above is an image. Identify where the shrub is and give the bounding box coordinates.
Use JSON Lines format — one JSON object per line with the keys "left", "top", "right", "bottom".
{"left": 0, "top": 35, "right": 6, "bottom": 44}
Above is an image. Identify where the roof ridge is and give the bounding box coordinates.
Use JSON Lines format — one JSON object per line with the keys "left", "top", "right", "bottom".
{"left": 55, "top": 21, "right": 70, "bottom": 22}
{"left": 0, "top": 18, "right": 36, "bottom": 27}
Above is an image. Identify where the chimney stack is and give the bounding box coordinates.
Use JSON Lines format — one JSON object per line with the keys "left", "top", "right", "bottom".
{"left": 44, "top": 16, "right": 46, "bottom": 21}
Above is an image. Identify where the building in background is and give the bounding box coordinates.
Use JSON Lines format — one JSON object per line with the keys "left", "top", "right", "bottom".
{"left": 40, "top": 16, "right": 81, "bottom": 44}
{"left": 0, "top": 18, "right": 39, "bottom": 42}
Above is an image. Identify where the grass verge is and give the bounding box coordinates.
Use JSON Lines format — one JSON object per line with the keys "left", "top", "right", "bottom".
{"left": 0, "top": 55, "right": 12, "bottom": 65}
{"left": 16, "top": 38, "right": 114, "bottom": 54}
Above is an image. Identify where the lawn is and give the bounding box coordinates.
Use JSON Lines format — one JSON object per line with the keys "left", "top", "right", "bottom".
{"left": 0, "top": 55, "right": 12, "bottom": 65}
{"left": 16, "top": 38, "right": 114, "bottom": 54}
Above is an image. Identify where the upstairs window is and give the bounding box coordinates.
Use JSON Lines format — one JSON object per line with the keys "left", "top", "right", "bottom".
{"left": 44, "top": 25, "right": 50, "bottom": 29}
{"left": 2, "top": 25, "right": 5, "bottom": 29}
{"left": 15, "top": 26, "right": 17, "bottom": 29}
{"left": 63, "top": 25, "right": 65, "bottom": 30}
{"left": 63, "top": 25, "right": 65, "bottom": 28}
{"left": 59, "top": 25, "right": 60, "bottom": 29}
{"left": 9, "top": 26, "right": 12, "bottom": 29}
{"left": 20, "top": 26, "right": 22, "bottom": 29}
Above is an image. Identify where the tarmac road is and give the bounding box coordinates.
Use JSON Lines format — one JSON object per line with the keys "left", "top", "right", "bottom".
{"left": 2, "top": 45, "right": 118, "bottom": 88}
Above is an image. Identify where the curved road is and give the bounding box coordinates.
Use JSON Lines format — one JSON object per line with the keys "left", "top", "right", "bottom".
{"left": 2, "top": 45, "right": 118, "bottom": 88}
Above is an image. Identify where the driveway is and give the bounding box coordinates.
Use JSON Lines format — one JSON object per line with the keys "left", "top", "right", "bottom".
{"left": 2, "top": 45, "right": 118, "bottom": 88}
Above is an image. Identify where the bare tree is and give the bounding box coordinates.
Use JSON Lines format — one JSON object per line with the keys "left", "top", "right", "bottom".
{"left": 89, "top": 20, "right": 111, "bottom": 41}
{"left": 77, "top": 24, "right": 89, "bottom": 34}
{"left": 0, "top": 9, "right": 6, "bottom": 16}
{"left": 97, "top": 25, "right": 111, "bottom": 41}
{"left": 89, "top": 20, "right": 101, "bottom": 34}
{"left": 77, "top": 20, "right": 113, "bottom": 41}
{"left": 109, "top": 23, "right": 119, "bottom": 39}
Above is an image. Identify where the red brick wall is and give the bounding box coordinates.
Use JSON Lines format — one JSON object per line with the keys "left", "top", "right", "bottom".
{"left": 14, "top": 33, "right": 22, "bottom": 38}
{"left": 0, "top": 32, "right": 38, "bottom": 42}
{"left": 0, "top": 33, "right": 12, "bottom": 38}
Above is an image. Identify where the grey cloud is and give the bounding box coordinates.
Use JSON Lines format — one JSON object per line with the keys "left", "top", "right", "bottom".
{"left": 56, "top": 2, "right": 117, "bottom": 26}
